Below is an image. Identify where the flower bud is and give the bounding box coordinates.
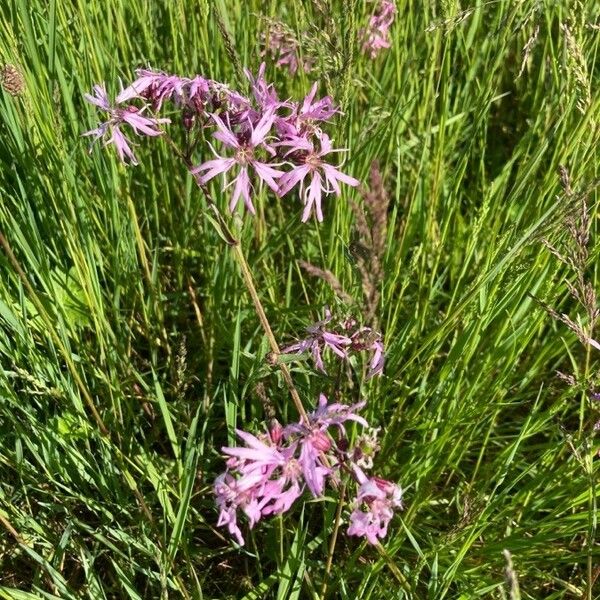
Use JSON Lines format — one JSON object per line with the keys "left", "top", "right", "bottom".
{"left": 182, "top": 109, "right": 195, "bottom": 130}
{"left": 269, "top": 419, "right": 283, "bottom": 445}
{"left": 310, "top": 430, "right": 331, "bottom": 452}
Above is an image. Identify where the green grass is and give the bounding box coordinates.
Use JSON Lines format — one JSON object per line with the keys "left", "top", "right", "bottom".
{"left": 0, "top": 0, "right": 599, "bottom": 598}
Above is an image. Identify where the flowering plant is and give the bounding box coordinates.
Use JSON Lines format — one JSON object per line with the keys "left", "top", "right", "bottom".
{"left": 84, "top": 54, "right": 401, "bottom": 558}
{"left": 215, "top": 394, "right": 402, "bottom": 546}
{"left": 84, "top": 64, "right": 358, "bottom": 222}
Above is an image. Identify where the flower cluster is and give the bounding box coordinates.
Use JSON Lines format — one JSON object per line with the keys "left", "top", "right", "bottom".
{"left": 215, "top": 394, "right": 401, "bottom": 546}
{"left": 361, "top": 0, "right": 397, "bottom": 58}
{"left": 282, "top": 307, "right": 385, "bottom": 377}
{"left": 83, "top": 64, "right": 358, "bottom": 222}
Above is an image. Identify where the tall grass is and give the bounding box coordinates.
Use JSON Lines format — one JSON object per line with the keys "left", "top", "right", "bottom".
{"left": 0, "top": 0, "right": 598, "bottom": 598}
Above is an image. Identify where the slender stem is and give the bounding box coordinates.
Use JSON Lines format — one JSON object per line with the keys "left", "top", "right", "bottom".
{"left": 167, "top": 136, "right": 309, "bottom": 422}
{"left": 320, "top": 482, "right": 346, "bottom": 599}
{"left": 231, "top": 241, "right": 308, "bottom": 422}
{"left": 0, "top": 512, "right": 24, "bottom": 544}
{"left": 375, "top": 542, "right": 412, "bottom": 593}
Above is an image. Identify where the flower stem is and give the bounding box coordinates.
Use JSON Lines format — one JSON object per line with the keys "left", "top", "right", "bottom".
{"left": 230, "top": 240, "right": 309, "bottom": 422}
{"left": 375, "top": 542, "right": 412, "bottom": 593}
{"left": 169, "top": 140, "right": 309, "bottom": 422}
{"left": 320, "top": 482, "right": 346, "bottom": 599}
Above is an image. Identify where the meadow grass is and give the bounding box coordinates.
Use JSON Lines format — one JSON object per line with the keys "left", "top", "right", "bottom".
{"left": 0, "top": 0, "right": 599, "bottom": 598}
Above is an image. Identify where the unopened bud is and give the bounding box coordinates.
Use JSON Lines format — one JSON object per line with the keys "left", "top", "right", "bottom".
{"left": 311, "top": 430, "right": 331, "bottom": 452}
{"left": 336, "top": 437, "right": 349, "bottom": 452}
{"left": 269, "top": 419, "right": 283, "bottom": 445}
{"left": 182, "top": 109, "right": 195, "bottom": 130}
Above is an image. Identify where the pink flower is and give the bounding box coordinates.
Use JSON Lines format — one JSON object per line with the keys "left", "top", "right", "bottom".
{"left": 361, "top": 0, "right": 397, "bottom": 59}
{"left": 83, "top": 84, "right": 169, "bottom": 164}
{"left": 347, "top": 467, "right": 402, "bottom": 545}
{"left": 262, "top": 29, "right": 314, "bottom": 75}
{"left": 214, "top": 473, "right": 255, "bottom": 545}
{"left": 215, "top": 429, "right": 303, "bottom": 544}
{"left": 284, "top": 394, "right": 367, "bottom": 496}
{"left": 222, "top": 429, "right": 287, "bottom": 482}
{"left": 191, "top": 110, "right": 284, "bottom": 214}
{"left": 282, "top": 308, "right": 352, "bottom": 372}
{"left": 283, "top": 309, "right": 385, "bottom": 376}
{"left": 308, "top": 393, "right": 368, "bottom": 431}
{"left": 347, "top": 325, "right": 385, "bottom": 378}
{"left": 259, "top": 458, "right": 304, "bottom": 516}
{"left": 275, "top": 83, "right": 338, "bottom": 140}
{"left": 277, "top": 133, "right": 358, "bottom": 222}
{"left": 116, "top": 69, "right": 212, "bottom": 111}
{"left": 297, "top": 83, "right": 338, "bottom": 123}
{"left": 244, "top": 63, "right": 283, "bottom": 112}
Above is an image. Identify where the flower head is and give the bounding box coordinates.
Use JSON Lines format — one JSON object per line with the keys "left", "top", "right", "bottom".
{"left": 275, "top": 83, "right": 338, "bottom": 141}
{"left": 346, "top": 325, "right": 385, "bottom": 378}
{"left": 117, "top": 69, "right": 212, "bottom": 111}
{"left": 361, "top": 0, "right": 397, "bottom": 59}
{"left": 192, "top": 110, "right": 284, "bottom": 214}
{"left": 263, "top": 28, "right": 314, "bottom": 75}
{"left": 83, "top": 84, "right": 169, "bottom": 164}
{"left": 283, "top": 393, "right": 367, "bottom": 496}
{"left": 214, "top": 473, "right": 252, "bottom": 545}
{"left": 351, "top": 427, "right": 382, "bottom": 470}
{"left": 214, "top": 428, "right": 303, "bottom": 545}
{"left": 84, "top": 67, "right": 360, "bottom": 221}
{"left": 277, "top": 133, "right": 358, "bottom": 222}
{"left": 283, "top": 309, "right": 385, "bottom": 376}
{"left": 347, "top": 467, "right": 403, "bottom": 545}
{"left": 244, "top": 63, "right": 283, "bottom": 112}
{"left": 282, "top": 307, "right": 351, "bottom": 372}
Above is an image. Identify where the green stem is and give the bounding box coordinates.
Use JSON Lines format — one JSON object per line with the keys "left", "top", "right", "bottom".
{"left": 375, "top": 542, "right": 412, "bottom": 594}
{"left": 320, "top": 482, "right": 346, "bottom": 599}
{"left": 231, "top": 240, "right": 308, "bottom": 422}
{"left": 167, "top": 136, "right": 309, "bottom": 422}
